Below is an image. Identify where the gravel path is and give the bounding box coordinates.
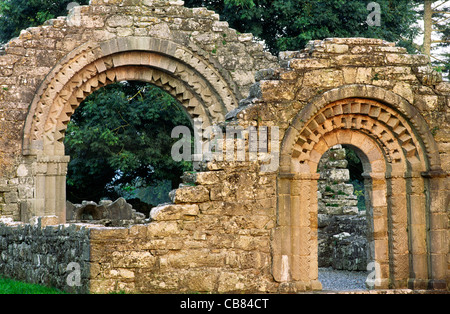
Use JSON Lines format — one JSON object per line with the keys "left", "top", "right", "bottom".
{"left": 319, "top": 268, "right": 369, "bottom": 291}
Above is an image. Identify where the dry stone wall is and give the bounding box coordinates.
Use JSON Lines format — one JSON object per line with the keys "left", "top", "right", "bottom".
{"left": 0, "top": 217, "right": 90, "bottom": 293}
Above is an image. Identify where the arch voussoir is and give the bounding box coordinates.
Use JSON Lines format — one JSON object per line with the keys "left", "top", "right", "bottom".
{"left": 25, "top": 38, "right": 241, "bottom": 156}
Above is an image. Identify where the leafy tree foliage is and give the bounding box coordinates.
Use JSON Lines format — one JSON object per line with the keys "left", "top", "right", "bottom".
{"left": 64, "top": 82, "right": 193, "bottom": 203}
{"left": 184, "top": 0, "right": 421, "bottom": 55}
{"left": 0, "top": 0, "right": 89, "bottom": 43}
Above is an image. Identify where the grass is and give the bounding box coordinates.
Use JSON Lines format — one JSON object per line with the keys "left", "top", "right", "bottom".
{"left": 0, "top": 277, "right": 67, "bottom": 294}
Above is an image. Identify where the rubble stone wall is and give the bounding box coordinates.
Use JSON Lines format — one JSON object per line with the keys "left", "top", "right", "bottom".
{"left": 0, "top": 217, "right": 90, "bottom": 294}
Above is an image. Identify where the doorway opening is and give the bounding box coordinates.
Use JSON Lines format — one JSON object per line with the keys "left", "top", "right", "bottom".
{"left": 317, "top": 145, "right": 370, "bottom": 291}
{"left": 64, "top": 81, "right": 193, "bottom": 221}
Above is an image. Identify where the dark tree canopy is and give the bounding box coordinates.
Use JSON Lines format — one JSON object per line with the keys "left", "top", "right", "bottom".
{"left": 0, "top": 0, "right": 90, "bottom": 43}
{"left": 184, "top": 0, "right": 421, "bottom": 55}
{"left": 64, "top": 82, "right": 193, "bottom": 203}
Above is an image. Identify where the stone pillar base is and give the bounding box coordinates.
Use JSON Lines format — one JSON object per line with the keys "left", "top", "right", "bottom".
{"left": 408, "top": 278, "right": 429, "bottom": 290}
{"left": 366, "top": 278, "right": 390, "bottom": 290}
{"left": 426, "top": 279, "right": 448, "bottom": 290}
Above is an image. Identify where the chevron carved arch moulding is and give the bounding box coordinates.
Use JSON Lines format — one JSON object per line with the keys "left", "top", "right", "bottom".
{"left": 24, "top": 37, "right": 241, "bottom": 156}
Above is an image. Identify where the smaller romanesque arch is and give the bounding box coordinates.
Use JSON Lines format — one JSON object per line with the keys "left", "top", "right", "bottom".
{"left": 275, "top": 85, "right": 447, "bottom": 290}
{"left": 280, "top": 85, "right": 442, "bottom": 174}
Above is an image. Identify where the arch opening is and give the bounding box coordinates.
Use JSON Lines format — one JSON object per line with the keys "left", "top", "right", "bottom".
{"left": 317, "top": 144, "right": 371, "bottom": 291}
{"left": 20, "top": 37, "right": 239, "bottom": 224}
{"left": 64, "top": 80, "right": 194, "bottom": 221}
{"left": 23, "top": 37, "right": 239, "bottom": 158}
{"left": 273, "top": 96, "right": 442, "bottom": 291}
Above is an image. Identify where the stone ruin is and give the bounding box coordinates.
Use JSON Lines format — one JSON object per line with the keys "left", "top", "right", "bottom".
{"left": 0, "top": 0, "right": 448, "bottom": 294}
{"left": 66, "top": 198, "right": 147, "bottom": 227}
{"left": 317, "top": 145, "right": 368, "bottom": 271}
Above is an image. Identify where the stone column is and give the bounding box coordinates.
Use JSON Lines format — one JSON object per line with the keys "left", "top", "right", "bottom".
{"left": 290, "top": 174, "right": 321, "bottom": 291}
{"left": 407, "top": 174, "right": 429, "bottom": 289}
{"left": 273, "top": 174, "right": 293, "bottom": 283}
{"left": 273, "top": 172, "right": 322, "bottom": 291}
{"left": 365, "top": 172, "right": 390, "bottom": 289}
{"left": 32, "top": 155, "right": 70, "bottom": 224}
{"left": 422, "top": 169, "right": 448, "bottom": 290}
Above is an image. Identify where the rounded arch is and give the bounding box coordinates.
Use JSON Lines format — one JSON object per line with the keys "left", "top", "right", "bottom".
{"left": 281, "top": 85, "right": 442, "bottom": 173}
{"left": 288, "top": 98, "right": 422, "bottom": 177}
{"left": 274, "top": 90, "right": 446, "bottom": 291}
{"left": 23, "top": 37, "right": 240, "bottom": 156}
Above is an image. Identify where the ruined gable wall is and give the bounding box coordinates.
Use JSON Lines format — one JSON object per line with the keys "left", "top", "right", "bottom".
{"left": 236, "top": 38, "right": 449, "bottom": 170}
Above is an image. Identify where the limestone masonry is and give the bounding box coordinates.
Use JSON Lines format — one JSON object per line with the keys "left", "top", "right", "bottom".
{"left": 0, "top": 0, "right": 448, "bottom": 293}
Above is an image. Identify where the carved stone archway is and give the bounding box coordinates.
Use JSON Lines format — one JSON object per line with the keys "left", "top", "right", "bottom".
{"left": 20, "top": 36, "right": 254, "bottom": 223}
{"left": 23, "top": 37, "right": 239, "bottom": 156}
{"left": 274, "top": 86, "right": 447, "bottom": 291}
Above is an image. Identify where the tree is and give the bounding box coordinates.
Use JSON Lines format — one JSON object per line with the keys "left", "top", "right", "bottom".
{"left": 64, "top": 81, "right": 193, "bottom": 203}
{"left": 184, "top": 0, "right": 421, "bottom": 55}
{"left": 420, "top": 1, "right": 450, "bottom": 78}
{"left": 422, "top": 1, "right": 450, "bottom": 54}
{"left": 0, "top": 0, "right": 90, "bottom": 43}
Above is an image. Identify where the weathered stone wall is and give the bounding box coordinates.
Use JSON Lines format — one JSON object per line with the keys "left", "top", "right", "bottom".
{"left": 317, "top": 145, "right": 368, "bottom": 271}
{"left": 0, "top": 0, "right": 277, "bottom": 222}
{"left": 89, "top": 160, "right": 278, "bottom": 293}
{"left": 0, "top": 217, "right": 90, "bottom": 293}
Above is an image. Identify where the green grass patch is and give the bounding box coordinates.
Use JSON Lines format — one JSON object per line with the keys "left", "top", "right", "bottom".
{"left": 0, "top": 277, "right": 67, "bottom": 294}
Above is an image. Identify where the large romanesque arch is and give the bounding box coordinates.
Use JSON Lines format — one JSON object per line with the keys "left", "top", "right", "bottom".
{"left": 23, "top": 37, "right": 241, "bottom": 156}
{"left": 0, "top": 4, "right": 448, "bottom": 294}
{"left": 0, "top": 0, "right": 276, "bottom": 223}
